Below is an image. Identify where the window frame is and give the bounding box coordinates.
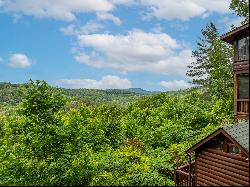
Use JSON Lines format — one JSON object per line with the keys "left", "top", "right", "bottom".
{"left": 237, "top": 74, "right": 249, "bottom": 99}
{"left": 237, "top": 36, "right": 249, "bottom": 61}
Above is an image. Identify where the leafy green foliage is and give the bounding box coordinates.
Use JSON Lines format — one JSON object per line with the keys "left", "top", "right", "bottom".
{"left": 0, "top": 78, "right": 234, "bottom": 185}
{"left": 0, "top": 82, "right": 154, "bottom": 108}
{"left": 0, "top": 82, "right": 21, "bottom": 105}
{"left": 230, "top": 0, "right": 249, "bottom": 24}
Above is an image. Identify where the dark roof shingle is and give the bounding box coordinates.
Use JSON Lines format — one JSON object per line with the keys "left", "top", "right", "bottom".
{"left": 223, "top": 121, "right": 249, "bottom": 153}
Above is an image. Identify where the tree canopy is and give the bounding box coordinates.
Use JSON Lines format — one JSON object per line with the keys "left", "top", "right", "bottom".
{"left": 230, "top": 0, "right": 249, "bottom": 24}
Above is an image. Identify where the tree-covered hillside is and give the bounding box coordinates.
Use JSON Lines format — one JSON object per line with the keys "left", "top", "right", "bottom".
{"left": 0, "top": 82, "right": 157, "bottom": 107}
{"left": 0, "top": 79, "right": 234, "bottom": 186}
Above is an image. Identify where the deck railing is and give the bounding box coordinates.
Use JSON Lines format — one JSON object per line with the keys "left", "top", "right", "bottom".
{"left": 174, "top": 161, "right": 195, "bottom": 186}
{"left": 237, "top": 99, "right": 249, "bottom": 116}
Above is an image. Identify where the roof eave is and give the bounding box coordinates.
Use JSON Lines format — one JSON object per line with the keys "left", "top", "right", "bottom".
{"left": 186, "top": 128, "right": 222, "bottom": 154}
{"left": 220, "top": 23, "right": 249, "bottom": 44}
{"left": 186, "top": 127, "right": 249, "bottom": 157}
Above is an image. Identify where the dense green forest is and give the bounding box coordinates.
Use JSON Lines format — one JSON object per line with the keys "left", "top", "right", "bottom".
{"left": 0, "top": 79, "right": 234, "bottom": 186}
{"left": 0, "top": 82, "right": 158, "bottom": 107}
{"left": 0, "top": 1, "right": 248, "bottom": 185}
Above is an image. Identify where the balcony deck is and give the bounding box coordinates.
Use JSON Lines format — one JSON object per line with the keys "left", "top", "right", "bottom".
{"left": 174, "top": 161, "right": 195, "bottom": 186}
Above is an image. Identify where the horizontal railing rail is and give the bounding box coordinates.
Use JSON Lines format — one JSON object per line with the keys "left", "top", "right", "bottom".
{"left": 174, "top": 161, "right": 195, "bottom": 186}
{"left": 237, "top": 99, "right": 249, "bottom": 115}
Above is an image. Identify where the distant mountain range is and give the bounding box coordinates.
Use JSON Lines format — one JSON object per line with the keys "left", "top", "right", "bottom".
{"left": 105, "top": 88, "right": 160, "bottom": 95}
{"left": 0, "top": 82, "right": 160, "bottom": 106}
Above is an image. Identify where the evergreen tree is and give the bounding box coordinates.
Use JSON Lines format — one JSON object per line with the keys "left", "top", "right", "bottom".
{"left": 186, "top": 22, "right": 233, "bottom": 100}
{"left": 187, "top": 22, "right": 218, "bottom": 87}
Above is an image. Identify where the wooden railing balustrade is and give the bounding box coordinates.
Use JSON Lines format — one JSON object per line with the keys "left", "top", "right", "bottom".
{"left": 237, "top": 99, "right": 249, "bottom": 116}
{"left": 174, "top": 161, "right": 195, "bottom": 186}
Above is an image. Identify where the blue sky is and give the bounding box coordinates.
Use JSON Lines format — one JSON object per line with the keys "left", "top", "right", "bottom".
{"left": 0, "top": 0, "right": 242, "bottom": 91}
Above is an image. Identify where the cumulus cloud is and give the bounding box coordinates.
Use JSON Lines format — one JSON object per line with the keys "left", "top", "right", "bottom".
{"left": 9, "top": 53, "right": 32, "bottom": 68}
{"left": 57, "top": 75, "right": 132, "bottom": 89}
{"left": 60, "top": 20, "right": 104, "bottom": 36}
{"left": 220, "top": 16, "right": 245, "bottom": 30}
{"left": 75, "top": 30, "right": 193, "bottom": 76}
{"left": 109, "top": 0, "right": 136, "bottom": 5}
{"left": 150, "top": 24, "right": 162, "bottom": 33}
{"left": 1, "top": 0, "right": 114, "bottom": 21}
{"left": 0, "top": 0, "right": 231, "bottom": 22}
{"left": 96, "top": 12, "right": 122, "bottom": 25}
{"left": 159, "top": 80, "right": 192, "bottom": 91}
{"left": 141, "top": 0, "right": 231, "bottom": 20}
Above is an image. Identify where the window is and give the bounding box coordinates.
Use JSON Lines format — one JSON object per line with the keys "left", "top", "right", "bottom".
{"left": 228, "top": 143, "right": 240, "bottom": 154}
{"left": 208, "top": 136, "right": 224, "bottom": 151}
{"left": 238, "top": 36, "right": 249, "bottom": 60}
{"left": 238, "top": 75, "right": 249, "bottom": 99}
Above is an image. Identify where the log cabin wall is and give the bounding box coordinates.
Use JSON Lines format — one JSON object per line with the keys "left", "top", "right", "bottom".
{"left": 195, "top": 149, "right": 249, "bottom": 186}
{"left": 232, "top": 31, "right": 249, "bottom": 120}
{"left": 220, "top": 23, "right": 249, "bottom": 120}
{"left": 194, "top": 134, "right": 249, "bottom": 186}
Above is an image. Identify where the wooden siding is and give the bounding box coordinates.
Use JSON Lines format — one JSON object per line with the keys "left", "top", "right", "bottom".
{"left": 196, "top": 148, "right": 249, "bottom": 186}
{"left": 233, "top": 60, "right": 249, "bottom": 72}
{"left": 233, "top": 61, "right": 249, "bottom": 119}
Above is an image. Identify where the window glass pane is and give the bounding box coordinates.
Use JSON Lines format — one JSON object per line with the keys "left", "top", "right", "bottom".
{"left": 228, "top": 143, "right": 240, "bottom": 154}
{"left": 238, "top": 75, "right": 249, "bottom": 99}
{"left": 238, "top": 36, "right": 249, "bottom": 60}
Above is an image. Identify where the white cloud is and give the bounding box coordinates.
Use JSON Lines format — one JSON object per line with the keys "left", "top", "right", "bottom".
{"left": 159, "top": 80, "right": 192, "bottom": 91}
{"left": 0, "top": 0, "right": 231, "bottom": 22}
{"left": 150, "top": 24, "right": 162, "bottom": 33}
{"left": 109, "top": 0, "right": 136, "bottom": 5}
{"left": 79, "top": 21, "right": 104, "bottom": 34}
{"left": 60, "top": 24, "right": 78, "bottom": 36}
{"left": 75, "top": 30, "right": 193, "bottom": 76}
{"left": 1, "top": 0, "right": 114, "bottom": 21}
{"left": 140, "top": 0, "right": 231, "bottom": 21}
{"left": 57, "top": 75, "right": 132, "bottom": 89}
{"left": 220, "top": 16, "right": 245, "bottom": 30}
{"left": 96, "top": 12, "right": 122, "bottom": 25}
{"left": 9, "top": 53, "right": 32, "bottom": 68}
{"left": 0, "top": 57, "right": 3, "bottom": 63}
{"left": 194, "top": 0, "right": 231, "bottom": 13}
{"left": 60, "top": 20, "right": 104, "bottom": 36}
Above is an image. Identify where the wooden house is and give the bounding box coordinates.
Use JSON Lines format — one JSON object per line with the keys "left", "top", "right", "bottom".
{"left": 174, "top": 121, "right": 249, "bottom": 186}
{"left": 174, "top": 23, "right": 249, "bottom": 186}
{"left": 221, "top": 23, "right": 249, "bottom": 120}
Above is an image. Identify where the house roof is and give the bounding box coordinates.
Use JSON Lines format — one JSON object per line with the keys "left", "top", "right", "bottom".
{"left": 220, "top": 23, "right": 249, "bottom": 44}
{"left": 223, "top": 121, "right": 249, "bottom": 153}
{"left": 186, "top": 121, "right": 249, "bottom": 156}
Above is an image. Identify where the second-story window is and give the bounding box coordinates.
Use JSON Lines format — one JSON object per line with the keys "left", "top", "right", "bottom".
{"left": 238, "top": 36, "right": 249, "bottom": 60}
{"left": 238, "top": 74, "right": 249, "bottom": 99}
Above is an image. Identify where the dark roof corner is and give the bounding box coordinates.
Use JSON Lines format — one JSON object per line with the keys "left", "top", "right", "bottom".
{"left": 220, "top": 23, "right": 249, "bottom": 44}
{"left": 223, "top": 120, "right": 249, "bottom": 153}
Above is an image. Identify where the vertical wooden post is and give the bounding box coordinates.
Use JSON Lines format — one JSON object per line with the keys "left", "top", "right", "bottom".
{"left": 174, "top": 168, "right": 177, "bottom": 186}
{"left": 233, "top": 40, "right": 238, "bottom": 121}
{"left": 187, "top": 152, "right": 192, "bottom": 186}
{"left": 234, "top": 73, "right": 238, "bottom": 120}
